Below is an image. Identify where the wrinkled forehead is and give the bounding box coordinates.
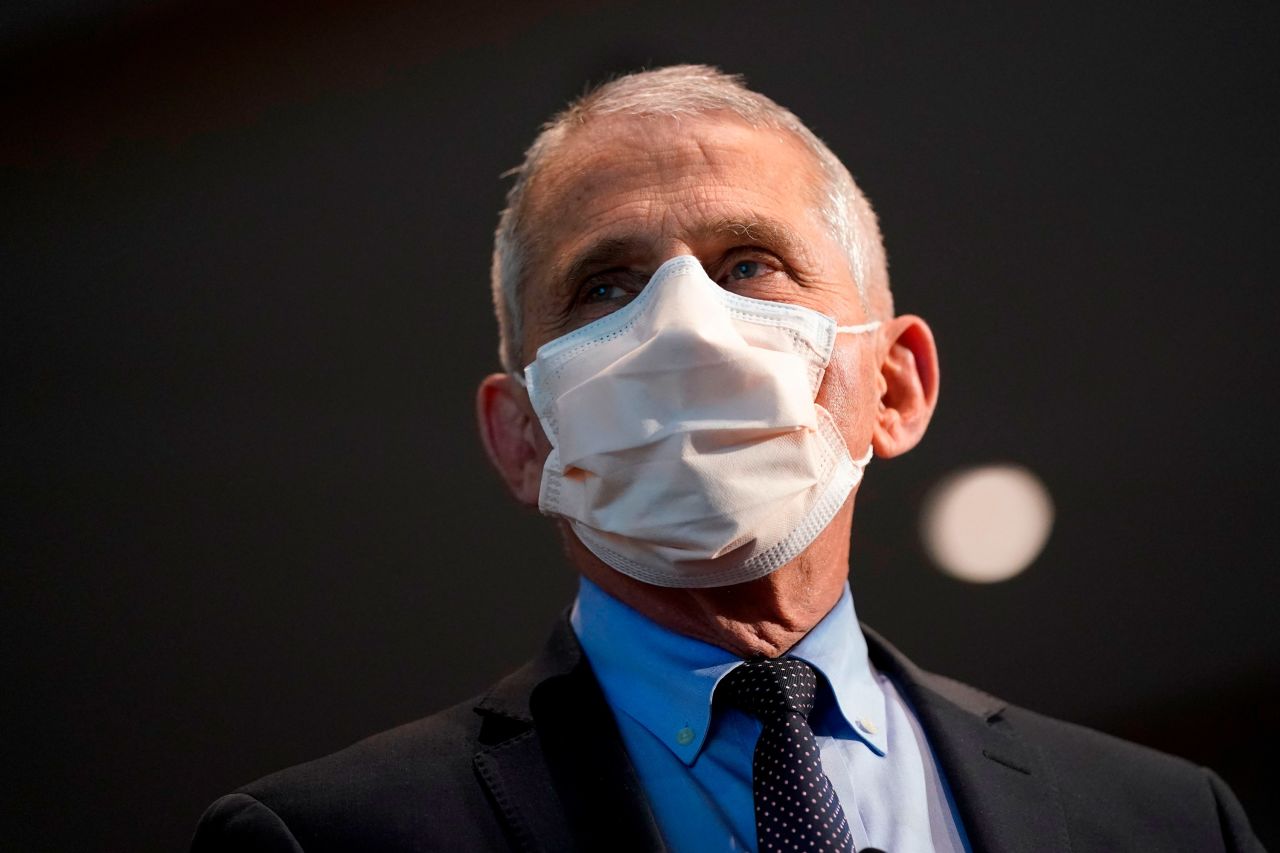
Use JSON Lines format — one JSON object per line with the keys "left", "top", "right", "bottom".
{"left": 519, "top": 113, "right": 832, "bottom": 275}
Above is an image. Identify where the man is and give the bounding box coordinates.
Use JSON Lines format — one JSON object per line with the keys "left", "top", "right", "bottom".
{"left": 192, "top": 66, "right": 1261, "bottom": 852}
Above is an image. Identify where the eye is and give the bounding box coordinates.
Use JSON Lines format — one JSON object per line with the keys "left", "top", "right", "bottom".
{"left": 582, "top": 282, "right": 630, "bottom": 303}
{"left": 575, "top": 268, "right": 645, "bottom": 309}
{"left": 728, "top": 260, "right": 765, "bottom": 281}
{"left": 717, "top": 254, "right": 786, "bottom": 288}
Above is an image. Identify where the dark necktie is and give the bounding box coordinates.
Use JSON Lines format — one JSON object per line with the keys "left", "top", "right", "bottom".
{"left": 719, "top": 657, "right": 857, "bottom": 852}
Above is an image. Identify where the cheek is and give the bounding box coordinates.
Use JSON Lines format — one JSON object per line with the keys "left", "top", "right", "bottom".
{"left": 519, "top": 299, "right": 559, "bottom": 367}
{"left": 530, "top": 416, "right": 553, "bottom": 458}
{"left": 815, "top": 343, "right": 876, "bottom": 446}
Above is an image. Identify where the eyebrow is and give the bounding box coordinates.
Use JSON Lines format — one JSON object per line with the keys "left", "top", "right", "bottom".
{"left": 697, "top": 216, "right": 811, "bottom": 259}
{"left": 559, "top": 236, "right": 653, "bottom": 295}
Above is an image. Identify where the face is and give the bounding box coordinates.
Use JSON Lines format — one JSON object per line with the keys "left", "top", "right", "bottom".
{"left": 518, "top": 112, "right": 883, "bottom": 462}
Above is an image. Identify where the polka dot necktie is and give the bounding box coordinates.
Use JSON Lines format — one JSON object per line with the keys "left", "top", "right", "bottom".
{"left": 719, "top": 657, "right": 856, "bottom": 852}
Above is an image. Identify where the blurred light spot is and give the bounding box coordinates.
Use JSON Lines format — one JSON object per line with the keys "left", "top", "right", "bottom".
{"left": 921, "top": 464, "right": 1054, "bottom": 583}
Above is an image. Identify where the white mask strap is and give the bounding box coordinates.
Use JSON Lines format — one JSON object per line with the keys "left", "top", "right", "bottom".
{"left": 835, "top": 320, "right": 882, "bottom": 335}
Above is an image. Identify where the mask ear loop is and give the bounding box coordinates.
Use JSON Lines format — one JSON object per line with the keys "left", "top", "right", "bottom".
{"left": 852, "top": 444, "right": 874, "bottom": 467}
{"left": 835, "top": 321, "right": 882, "bottom": 335}
{"left": 832, "top": 322, "right": 880, "bottom": 470}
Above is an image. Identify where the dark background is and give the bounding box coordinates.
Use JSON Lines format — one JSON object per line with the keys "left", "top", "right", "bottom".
{"left": 3, "top": 2, "right": 1277, "bottom": 850}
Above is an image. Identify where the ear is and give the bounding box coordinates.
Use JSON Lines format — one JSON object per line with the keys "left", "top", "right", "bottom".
{"left": 871, "top": 315, "right": 940, "bottom": 459}
{"left": 476, "top": 372, "right": 546, "bottom": 506}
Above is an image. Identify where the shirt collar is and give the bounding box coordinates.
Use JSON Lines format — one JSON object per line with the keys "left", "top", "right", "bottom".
{"left": 788, "top": 583, "right": 888, "bottom": 756}
{"left": 571, "top": 577, "right": 887, "bottom": 766}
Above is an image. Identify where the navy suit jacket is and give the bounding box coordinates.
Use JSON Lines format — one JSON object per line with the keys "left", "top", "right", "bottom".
{"left": 191, "top": 617, "right": 1263, "bottom": 852}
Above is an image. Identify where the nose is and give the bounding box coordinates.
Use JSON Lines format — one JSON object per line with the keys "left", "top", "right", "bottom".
{"left": 649, "top": 241, "right": 703, "bottom": 279}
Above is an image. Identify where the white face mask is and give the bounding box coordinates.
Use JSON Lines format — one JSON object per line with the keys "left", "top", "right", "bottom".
{"left": 522, "top": 255, "right": 879, "bottom": 588}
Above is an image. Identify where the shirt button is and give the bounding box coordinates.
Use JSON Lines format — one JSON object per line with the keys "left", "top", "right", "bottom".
{"left": 856, "top": 717, "right": 878, "bottom": 735}
{"left": 675, "top": 726, "right": 695, "bottom": 746}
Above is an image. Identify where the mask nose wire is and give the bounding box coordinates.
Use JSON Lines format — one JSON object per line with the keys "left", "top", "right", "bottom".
{"left": 513, "top": 325, "right": 881, "bottom": 386}
{"left": 512, "top": 274, "right": 879, "bottom": 388}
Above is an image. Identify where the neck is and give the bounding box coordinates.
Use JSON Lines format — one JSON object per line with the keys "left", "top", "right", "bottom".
{"left": 566, "top": 503, "right": 854, "bottom": 658}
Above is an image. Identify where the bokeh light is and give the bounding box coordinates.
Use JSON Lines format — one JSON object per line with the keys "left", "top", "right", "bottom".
{"left": 921, "top": 464, "right": 1054, "bottom": 583}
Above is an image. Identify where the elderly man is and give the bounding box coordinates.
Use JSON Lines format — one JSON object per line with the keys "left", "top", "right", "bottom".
{"left": 192, "top": 66, "right": 1260, "bottom": 852}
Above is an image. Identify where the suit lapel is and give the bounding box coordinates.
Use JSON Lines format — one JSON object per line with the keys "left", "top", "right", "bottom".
{"left": 864, "top": 627, "right": 1072, "bottom": 853}
{"left": 473, "top": 616, "right": 667, "bottom": 852}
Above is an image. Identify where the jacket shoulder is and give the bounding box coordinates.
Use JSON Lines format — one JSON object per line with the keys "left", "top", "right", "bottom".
{"left": 1005, "top": 700, "right": 1203, "bottom": 779}
{"left": 1002, "top": 703, "right": 1263, "bottom": 851}
{"left": 192, "top": 619, "right": 588, "bottom": 852}
{"left": 192, "top": 697, "right": 510, "bottom": 852}
{"left": 865, "top": 627, "right": 1262, "bottom": 851}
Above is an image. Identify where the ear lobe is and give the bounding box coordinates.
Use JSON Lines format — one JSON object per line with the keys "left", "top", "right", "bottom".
{"left": 476, "top": 373, "right": 545, "bottom": 506}
{"left": 871, "top": 315, "right": 940, "bottom": 459}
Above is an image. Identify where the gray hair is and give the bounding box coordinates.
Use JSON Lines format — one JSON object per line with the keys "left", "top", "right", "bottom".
{"left": 490, "top": 64, "right": 891, "bottom": 373}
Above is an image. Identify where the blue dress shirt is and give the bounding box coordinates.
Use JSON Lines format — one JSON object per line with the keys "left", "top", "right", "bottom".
{"left": 571, "top": 577, "right": 971, "bottom": 852}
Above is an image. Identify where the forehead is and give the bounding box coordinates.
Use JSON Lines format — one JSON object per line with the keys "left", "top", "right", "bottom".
{"left": 523, "top": 113, "right": 832, "bottom": 269}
